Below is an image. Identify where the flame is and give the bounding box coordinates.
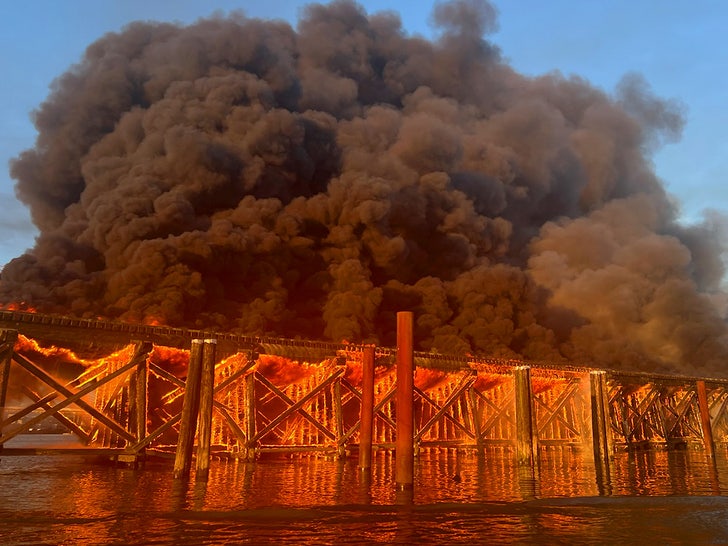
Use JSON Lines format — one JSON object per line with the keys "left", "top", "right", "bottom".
{"left": 3, "top": 302, "right": 37, "bottom": 312}
{"left": 257, "top": 354, "right": 317, "bottom": 386}
{"left": 149, "top": 345, "right": 188, "bottom": 375}
{"left": 15, "top": 334, "right": 99, "bottom": 368}
{"left": 143, "top": 316, "right": 165, "bottom": 326}
{"left": 473, "top": 372, "right": 507, "bottom": 391}
{"left": 531, "top": 376, "right": 562, "bottom": 394}
{"left": 415, "top": 368, "right": 449, "bottom": 391}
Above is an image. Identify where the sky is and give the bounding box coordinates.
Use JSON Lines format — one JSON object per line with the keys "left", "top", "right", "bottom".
{"left": 1, "top": 0, "right": 726, "bottom": 269}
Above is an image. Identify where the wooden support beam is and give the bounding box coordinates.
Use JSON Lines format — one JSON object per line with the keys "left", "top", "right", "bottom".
{"left": 473, "top": 386, "right": 515, "bottom": 440}
{"left": 195, "top": 339, "right": 217, "bottom": 481}
{"left": 536, "top": 378, "right": 581, "bottom": 437}
{"left": 0, "top": 345, "right": 149, "bottom": 445}
{"left": 358, "top": 346, "right": 375, "bottom": 471}
{"left": 590, "top": 371, "right": 612, "bottom": 471}
{"left": 173, "top": 339, "right": 204, "bottom": 480}
{"left": 333, "top": 372, "right": 345, "bottom": 458}
{"left": 1, "top": 391, "right": 57, "bottom": 428}
{"left": 22, "top": 386, "right": 90, "bottom": 444}
{"left": 415, "top": 373, "right": 476, "bottom": 442}
{"left": 244, "top": 370, "right": 256, "bottom": 461}
{"left": 395, "top": 311, "right": 414, "bottom": 490}
{"left": 255, "top": 372, "right": 336, "bottom": 441}
{"left": 696, "top": 380, "right": 715, "bottom": 458}
{"left": 514, "top": 366, "right": 535, "bottom": 467}
{"left": 251, "top": 368, "right": 344, "bottom": 444}
{"left": 468, "top": 388, "right": 484, "bottom": 448}
{"left": 134, "top": 350, "right": 148, "bottom": 443}
{"left": 0, "top": 330, "right": 18, "bottom": 447}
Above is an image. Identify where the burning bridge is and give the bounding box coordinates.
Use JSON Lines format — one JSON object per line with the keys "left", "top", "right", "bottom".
{"left": 0, "top": 310, "right": 727, "bottom": 481}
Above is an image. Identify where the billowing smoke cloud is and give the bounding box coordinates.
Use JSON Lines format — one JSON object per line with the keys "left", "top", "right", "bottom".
{"left": 3, "top": 0, "right": 728, "bottom": 375}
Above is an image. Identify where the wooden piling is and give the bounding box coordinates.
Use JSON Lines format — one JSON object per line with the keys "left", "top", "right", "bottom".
{"left": 0, "top": 330, "right": 17, "bottom": 447}
{"left": 173, "top": 339, "right": 204, "bottom": 479}
{"left": 135, "top": 352, "right": 148, "bottom": 443}
{"left": 333, "top": 373, "right": 345, "bottom": 459}
{"left": 244, "top": 370, "right": 257, "bottom": 461}
{"left": 696, "top": 380, "right": 715, "bottom": 458}
{"left": 128, "top": 341, "right": 149, "bottom": 444}
{"left": 514, "top": 366, "right": 535, "bottom": 467}
{"left": 359, "top": 346, "right": 376, "bottom": 472}
{"left": 195, "top": 339, "right": 217, "bottom": 481}
{"left": 395, "top": 311, "right": 414, "bottom": 490}
{"left": 590, "top": 371, "right": 612, "bottom": 464}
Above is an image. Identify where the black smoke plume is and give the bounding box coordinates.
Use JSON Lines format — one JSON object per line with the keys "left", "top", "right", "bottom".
{"left": 4, "top": 0, "right": 728, "bottom": 375}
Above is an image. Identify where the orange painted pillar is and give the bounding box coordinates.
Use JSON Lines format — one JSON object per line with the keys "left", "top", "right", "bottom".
{"left": 359, "top": 346, "right": 376, "bottom": 472}
{"left": 395, "top": 312, "right": 414, "bottom": 490}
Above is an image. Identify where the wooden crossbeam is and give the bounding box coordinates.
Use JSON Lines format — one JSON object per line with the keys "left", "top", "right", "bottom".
{"left": 252, "top": 368, "right": 343, "bottom": 444}
{"left": 0, "top": 391, "right": 58, "bottom": 428}
{"left": 127, "top": 413, "right": 181, "bottom": 452}
{"left": 214, "top": 359, "right": 257, "bottom": 396}
{"left": 0, "top": 346, "right": 149, "bottom": 445}
{"left": 535, "top": 379, "right": 582, "bottom": 438}
{"left": 622, "top": 387, "right": 662, "bottom": 441}
{"left": 255, "top": 371, "right": 337, "bottom": 442}
{"left": 662, "top": 390, "right": 697, "bottom": 438}
{"left": 710, "top": 389, "right": 728, "bottom": 437}
{"left": 22, "top": 386, "right": 91, "bottom": 443}
{"left": 473, "top": 386, "right": 515, "bottom": 439}
{"left": 415, "top": 374, "right": 476, "bottom": 442}
{"left": 150, "top": 361, "right": 250, "bottom": 445}
{"left": 337, "top": 379, "right": 398, "bottom": 444}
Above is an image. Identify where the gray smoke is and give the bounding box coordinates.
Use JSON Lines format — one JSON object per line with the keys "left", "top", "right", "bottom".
{"left": 4, "top": 0, "right": 727, "bottom": 375}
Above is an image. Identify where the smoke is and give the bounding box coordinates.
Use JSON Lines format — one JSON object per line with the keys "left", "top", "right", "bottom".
{"left": 3, "top": 0, "right": 728, "bottom": 375}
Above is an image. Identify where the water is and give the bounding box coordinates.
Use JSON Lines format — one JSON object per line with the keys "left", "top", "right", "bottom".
{"left": 2, "top": 436, "right": 728, "bottom": 544}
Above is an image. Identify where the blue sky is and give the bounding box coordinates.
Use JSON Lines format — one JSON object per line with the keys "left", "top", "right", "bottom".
{"left": 1, "top": 0, "right": 726, "bottom": 268}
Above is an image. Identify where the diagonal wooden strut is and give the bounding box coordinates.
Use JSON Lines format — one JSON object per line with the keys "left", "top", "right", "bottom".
{"left": 255, "top": 371, "right": 336, "bottom": 442}
{"left": 415, "top": 373, "right": 476, "bottom": 442}
{"left": 0, "top": 343, "right": 151, "bottom": 445}
{"left": 534, "top": 378, "right": 583, "bottom": 438}
{"left": 22, "top": 386, "right": 91, "bottom": 443}
{"left": 251, "top": 368, "right": 344, "bottom": 444}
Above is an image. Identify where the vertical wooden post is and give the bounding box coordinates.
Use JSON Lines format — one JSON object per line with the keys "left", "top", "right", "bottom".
{"left": 127, "top": 341, "right": 149, "bottom": 445}
{"left": 135, "top": 351, "right": 148, "bottom": 444}
{"left": 0, "top": 330, "right": 17, "bottom": 448}
{"left": 696, "top": 380, "right": 715, "bottom": 458}
{"left": 173, "top": 339, "right": 204, "bottom": 479}
{"left": 590, "top": 371, "right": 612, "bottom": 466}
{"left": 468, "top": 388, "right": 483, "bottom": 450}
{"left": 195, "top": 339, "right": 217, "bottom": 481}
{"left": 395, "top": 311, "right": 414, "bottom": 490}
{"left": 244, "top": 370, "right": 257, "bottom": 461}
{"left": 514, "top": 366, "right": 535, "bottom": 467}
{"left": 333, "top": 368, "right": 345, "bottom": 459}
{"left": 359, "top": 346, "right": 376, "bottom": 472}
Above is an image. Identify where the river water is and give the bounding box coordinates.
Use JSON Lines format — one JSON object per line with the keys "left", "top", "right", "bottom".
{"left": 2, "top": 436, "right": 728, "bottom": 544}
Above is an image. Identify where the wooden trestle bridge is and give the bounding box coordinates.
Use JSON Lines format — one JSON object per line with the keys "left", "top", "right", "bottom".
{"left": 0, "top": 310, "right": 727, "bottom": 480}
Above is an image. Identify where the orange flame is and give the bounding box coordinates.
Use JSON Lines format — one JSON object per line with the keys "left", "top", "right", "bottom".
{"left": 149, "top": 345, "right": 189, "bottom": 375}
{"left": 532, "top": 376, "right": 562, "bottom": 394}
{"left": 3, "top": 302, "right": 38, "bottom": 312}
{"left": 15, "top": 334, "right": 138, "bottom": 373}
{"left": 473, "top": 372, "right": 507, "bottom": 391}
{"left": 257, "top": 354, "right": 317, "bottom": 386}
{"left": 415, "top": 368, "right": 449, "bottom": 391}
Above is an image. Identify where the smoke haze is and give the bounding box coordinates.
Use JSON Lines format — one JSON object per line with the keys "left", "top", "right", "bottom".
{"left": 3, "top": 0, "right": 728, "bottom": 375}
